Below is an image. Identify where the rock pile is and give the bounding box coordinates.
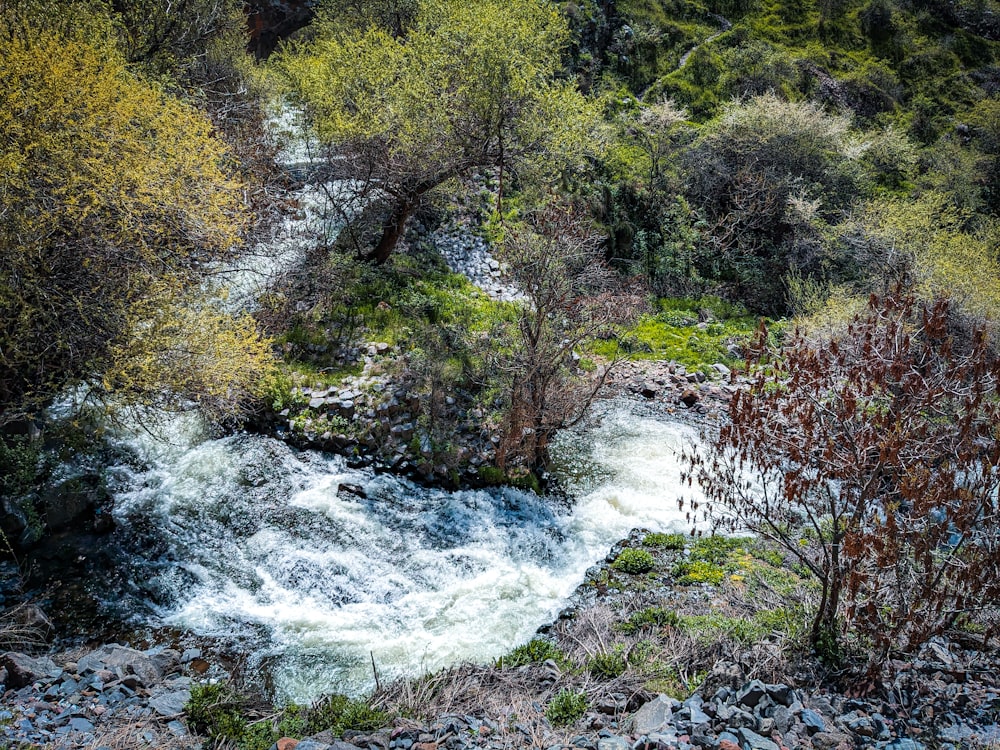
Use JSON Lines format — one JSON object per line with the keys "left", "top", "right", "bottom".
{"left": 1, "top": 644, "right": 205, "bottom": 748}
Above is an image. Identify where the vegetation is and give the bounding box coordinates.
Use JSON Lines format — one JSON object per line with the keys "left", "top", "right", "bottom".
{"left": 686, "top": 293, "right": 1000, "bottom": 668}
{"left": 545, "top": 689, "right": 588, "bottom": 726}
{"left": 611, "top": 547, "right": 657, "bottom": 574}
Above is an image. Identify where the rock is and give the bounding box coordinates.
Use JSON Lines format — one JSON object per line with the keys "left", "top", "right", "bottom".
{"left": 69, "top": 717, "right": 95, "bottom": 732}
{"left": 77, "top": 645, "right": 161, "bottom": 685}
{"left": 597, "top": 738, "right": 630, "bottom": 750}
{"left": 737, "top": 728, "right": 779, "bottom": 750}
{"left": 765, "top": 683, "right": 793, "bottom": 706}
{"left": 0, "top": 652, "right": 59, "bottom": 688}
{"left": 736, "top": 680, "right": 767, "bottom": 709}
{"left": 799, "top": 708, "right": 827, "bottom": 735}
{"left": 810, "top": 731, "right": 852, "bottom": 749}
{"left": 640, "top": 382, "right": 659, "bottom": 399}
{"left": 149, "top": 688, "right": 190, "bottom": 716}
{"left": 337, "top": 483, "right": 367, "bottom": 500}
{"left": 712, "top": 363, "right": 731, "bottom": 377}
{"left": 680, "top": 389, "right": 700, "bottom": 407}
{"left": 276, "top": 739, "right": 300, "bottom": 750}
{"left": 632, "top": 694, "right": 678, "bottom": 735}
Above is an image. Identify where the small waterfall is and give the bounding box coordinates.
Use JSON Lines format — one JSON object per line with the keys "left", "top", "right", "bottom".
{"left": 102, "top": 400, "right": 702, "bottom": 702}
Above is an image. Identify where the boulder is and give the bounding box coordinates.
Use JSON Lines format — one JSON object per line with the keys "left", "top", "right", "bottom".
{"left": 0, "top": 652, "right": 59, "bottom": 688}
{"left": 77, "top": 644, "right": 162, "bottom": 685}
{"left": 631, "top": 694, "right": 678, "bottom": 735}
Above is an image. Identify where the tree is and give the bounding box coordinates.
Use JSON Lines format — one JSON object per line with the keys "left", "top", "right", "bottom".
{"left": 685, "top": 293, "right": 1000, "bottom": 668}
{"left": 681, "top": 94, "right": 862, "bottom": 314}
{"left": 275, "top": 0, "right": 596, "bottom": 263}
{"left": 0, "top": 27, "right": 266, "bottom": 424}
{"left": 490, "top": 204, "right": 642, "bottom": 468}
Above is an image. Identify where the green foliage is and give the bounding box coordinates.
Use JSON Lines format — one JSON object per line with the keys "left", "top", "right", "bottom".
{"left": 673, "top": 559, "right": 726, "bottom": 585}
{"left": 643, "top": 532, "right": 687, "bottom": 549}
{"left": 617, "top": 606, "right": 681, "bottom": 634}
{"left": 0, "top": 23, "right": 271, "bottom": 424}
{"left": 185, "top": 683, "right": 246, "bottom": 740}
{"left": 545, "top": 689, "right": 588, "bottom": 727}
{"left": 588, "top": 647, "right": 628, "bottom": 678}
{"left": 611, "top": 547, "right": 656, "bottom": 574}
{"left": 498, "top": 638, "right": 567, "bottom": 668}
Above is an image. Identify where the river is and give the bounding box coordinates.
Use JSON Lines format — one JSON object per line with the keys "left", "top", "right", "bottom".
{"left": 96, "top": 400, "right": 700, "bottom": 703}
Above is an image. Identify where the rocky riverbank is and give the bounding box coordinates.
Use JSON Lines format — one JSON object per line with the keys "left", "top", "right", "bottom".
{"left": 4, "top": 529, "right": 999, "bottom": 750}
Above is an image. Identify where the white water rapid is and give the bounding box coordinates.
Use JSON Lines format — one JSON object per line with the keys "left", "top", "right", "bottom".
{"left": 105, "top": 401, "right": 702, "bottom": 702}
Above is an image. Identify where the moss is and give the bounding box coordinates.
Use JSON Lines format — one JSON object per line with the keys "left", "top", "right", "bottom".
{"left": 611, "top": 547, "right": 657, "bottom": 574}
{"left": 545, "top": 689, "right": 588, "bottom": 727}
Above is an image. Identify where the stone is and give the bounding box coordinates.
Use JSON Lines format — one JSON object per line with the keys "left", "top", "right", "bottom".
{"left": 632, "top": 694, "right": 678, "bottom": 735}
{"left": 680, "top": 389, "right": 700, "bottom": 407}
{"left": 765, "top": 684, "right": 793, "bottom": 706}
{"left": 736, "top": 728, "right": 779, "bottom": 750}
{"left": 799, "top": 708, "right": 826, "bottom": 735}
{"left": 810, "top": 731, "right": 852, "bottom": 749}
{"left": 597, "top": 737, "right": 630, "bottom": 750}
{"left": 0, "top": 652, "right": 59, "bottom": 688}
{"left": 149, "top": 688, "right": 190, "bottom": 716}
{"left": 69, "top": 717, "right": 95, "bottom": 732}
{"left": 77, "top": 645, "right": 161, "bottom": 686}
{"left": 640, "top": 382, "right": 659, "bottom": 398}
{"left": 736, "top": 680, "right": 767, "bottom": 709}
{"left": 276, "top": 739, "right": 300, "bottom": 750}
{"left": 712, "top": 363, "right": 731, "bottom": 376}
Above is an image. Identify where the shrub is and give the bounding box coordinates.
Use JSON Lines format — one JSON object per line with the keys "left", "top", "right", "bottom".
{"left": 499, "top": 638, "right": 566, "bottom": 668}
{"left": 685, "top": 292, "right": 1000, "bottom": 669}
{"left": 545, "top": 689, "right": 588, "bottom": 726}
{"left": 673, "top": 559, "right": 726, "bottom": 585}
{"left": 588, "top": 648, "right": 627, "bottom": 678}
{"left": 618, "top": 606, "right": 681, "bottom": 634}
{"left": 642, "top": 532, "right": 687, "bottom": 549}
{"left": 612, "top": 548, "right": 656, "bottom": 574}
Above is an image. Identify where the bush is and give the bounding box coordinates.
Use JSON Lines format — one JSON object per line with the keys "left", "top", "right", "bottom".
{"left": 618, "top": 606, "right": 681, "bottom": 634}
{"left": 643, "top": 532, "right": 687, "bottom": 549}
{"left": 686, "top": 293, "right": 1000, "bottom": 668}
{"left": 673, "top": 559, "right": 726, "bottom": 585}
{"left": 588, "top": 648, "right": 627, "bottom": 678}
{"left": 499, "top": 638, "right": 566, "bottom": 668}
{"left": 612, "top": 548, "right": 656, "bottom": 574}
{"left": 545, "top": 689, "right": 588, "bottom": 726}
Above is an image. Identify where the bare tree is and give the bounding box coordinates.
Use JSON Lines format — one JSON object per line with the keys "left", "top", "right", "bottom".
{"left": 490, "top": 203, "right": 643, "bottom": 469}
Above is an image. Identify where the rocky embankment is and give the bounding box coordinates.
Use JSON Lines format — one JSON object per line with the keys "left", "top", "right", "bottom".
{"left": 4, "top": 552, "right": 998, "bottom": 750}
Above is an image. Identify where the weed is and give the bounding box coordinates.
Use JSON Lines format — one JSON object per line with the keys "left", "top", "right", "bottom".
{"left": 643, "top": 532, "right": 687, "bottom": 549}
{"left": 673, "top": 559, "right": 726, "bottom": 585}
{"left": 499, "top": 638, "right": 567, "bottom": 669}
{"left": 612, "top": 547, "right": 656, "bottom": 574}
{"left": 617, "top": 606, "right": 680, "bottom": 635}
{"left": 545, "top": 689, "right": 588, "bottom": 727}
{"left": 588, "top": 647, "right": 627, "bottom": 678}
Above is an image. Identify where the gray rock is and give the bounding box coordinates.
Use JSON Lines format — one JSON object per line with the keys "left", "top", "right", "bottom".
{"left": 882, "top": 740, "right": 923, "bottom": 750}
{"left": 632, "top": 694, "right": 678, "bottom": 735}
{"left": 77, "top": 645, "right": 161, "bottom": 686}
{"left": 736, "top": 680, "right": 767, "bottom": 709}
{"left": 689, "top": 705, "right": 711, "bottom": 726}
{"left": 597, "top": 737, "right": 630, "bottom": 750}
{"left": 800, "top": 708, "right": 827, "bottom": 735}
{"left": 712, "top": 363, "right": 731, "bottom": 376}
{"left": 737, "top": 727, "right": 779, "bottom": 750}
{"left": 811, "top": 731, "right": 852, "bottom": 749}
{"left": 69, "top": 718, "right": 95, "bottom": 732}
{"left": 149, "top": 688, "right": 190, "bottom": 716}
{"left": 0, "top": 652, "right": 59, "bottom": 688}
{"left": 765, "top": 684, "right": 793, "bottom": 706}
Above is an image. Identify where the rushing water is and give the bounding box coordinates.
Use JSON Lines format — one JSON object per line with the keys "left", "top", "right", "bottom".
{"left": 102, "top": 401, "right": 701, "bottom": 702}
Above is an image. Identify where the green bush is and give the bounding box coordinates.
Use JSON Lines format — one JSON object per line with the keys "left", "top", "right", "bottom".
{"left": 643, "top": 532, "right": 687, "bottom": 549}
{"left": 612, "top": 547, "right": 656, "bottom": 574}
{"left": 618, "top": 606, "right": 680, "bottom": 634}
{"left": 307, "top": 694, "right": 389, "bottom": 735}
{"left": 545, "top": 689, "right": 588, "bottom": 727}
{"left": 498, "top": 638, "right": 566, "bottom": 668}
{"left": 184, "top": 683, "right": 245, "bottom": 740}
{"left": 588, "top": 649, "right": 627, "bottom": 678}
{"left": 673, "top": 559, "right": 726, "bottom": 585}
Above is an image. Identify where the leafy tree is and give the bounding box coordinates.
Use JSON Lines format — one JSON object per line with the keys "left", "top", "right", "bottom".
{"left": 685, "top": 293, "right": 1000, "bottom": 668}
{"left": 275, "top": 0, "right": 596, "bottom": 263}
{"left": 0, "top": 28, "right": 267, "bottom": 423}
{"left": 681, "top": 94, "right": 863, "bottom": 314}
{"left": 489, "top": 204, "right": 642, "bottom": 468}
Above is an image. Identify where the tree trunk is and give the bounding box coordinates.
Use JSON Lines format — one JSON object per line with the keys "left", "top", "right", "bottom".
{"left": 367, "top": 198, "right": 417, "bottom": 265}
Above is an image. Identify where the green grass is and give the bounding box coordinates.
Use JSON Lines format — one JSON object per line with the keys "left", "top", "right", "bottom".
{"left": 545, "top": 689, "right": 588, "bottom": 727}
{"left": 498, "top": 638, "right": 569, "bottom": 669}
{"left": 617, "top": 606, "right": 681, "bottom": 634}
{"left": 643, "top": 532, "right": 688, "bottom": 549}
{"left": 590, "top": 296, "right": 760, "bottom": 369}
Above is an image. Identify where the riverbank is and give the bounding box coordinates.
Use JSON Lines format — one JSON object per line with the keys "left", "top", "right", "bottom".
{"left": 4, "top": 522, "right": 998, "bottom": 749}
